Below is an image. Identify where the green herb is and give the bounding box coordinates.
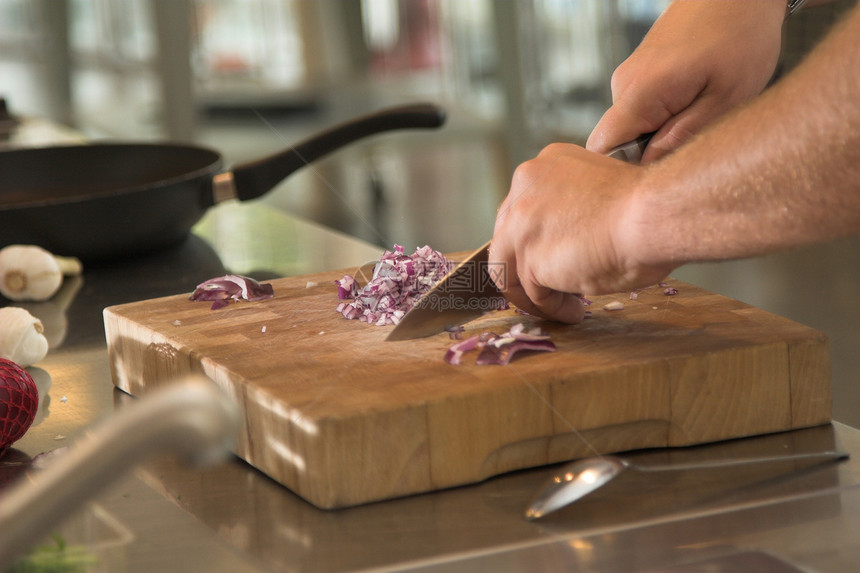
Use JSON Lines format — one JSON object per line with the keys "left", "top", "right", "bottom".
{"left": 10, "top": 534, "right": 98, "bottom": 573}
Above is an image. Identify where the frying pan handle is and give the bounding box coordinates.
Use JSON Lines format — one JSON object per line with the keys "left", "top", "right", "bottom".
{"left": 226, "top": 103, "right": 446, "bottom": 203}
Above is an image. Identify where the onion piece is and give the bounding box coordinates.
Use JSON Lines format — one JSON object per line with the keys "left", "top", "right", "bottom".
{"left": 507, "top": 323, "right": 551, "bottom": 341}
{"left": 444, "top": 335, "right": 481, "bottom": 365}
{"left": 335, "top": 275, "right": 358, "bottom": 300}
{"left": 445, "top": 323, "right": 557, "bottom": 366}
{"left": 190, "top": 274, "right": 274, "bottom": 310}
{"left": 476, "top": 339, "right": 557, "bottom": 366}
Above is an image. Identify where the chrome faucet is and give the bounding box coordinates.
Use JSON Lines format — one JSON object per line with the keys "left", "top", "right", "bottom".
{"left": 0, "top": 376, "right": 240, "bottom": 567}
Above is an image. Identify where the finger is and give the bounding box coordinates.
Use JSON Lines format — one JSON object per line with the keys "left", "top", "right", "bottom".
{"left": 501, "top": 283, "right": 549, "bottom": 320}
{"left": 486, "top": 238, "right": 512, "bottom": 292}
{"left": 588, "top": 60, "right": 710, "bottom": 157}
{"left": 521, "top": 281, "right": 586, "bottom": 324}
{"left": 587, "top": 103, "right": 662, "bottom": 156}
{"left": 491, "top": 250, "right": 586, "bottom": 325}
{"left": 487, "top": 232, "right": 546, "bottom": 318}
{"left": 640, "top": 92, "right": 731, "bottom": 162}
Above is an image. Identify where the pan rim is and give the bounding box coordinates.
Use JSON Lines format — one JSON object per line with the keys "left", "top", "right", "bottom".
{"left": 0, "top": 142, "right": 224, "bottom": 210}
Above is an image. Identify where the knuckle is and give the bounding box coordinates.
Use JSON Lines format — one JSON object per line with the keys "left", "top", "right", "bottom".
{"left": 540, "top": 142, "right": 570, "bottom": 156}
{"left": 610, "top": 62, "right": 631, "bottom": 95}
{"left": 511, "top": 160, "right": 539, "bottom": 189}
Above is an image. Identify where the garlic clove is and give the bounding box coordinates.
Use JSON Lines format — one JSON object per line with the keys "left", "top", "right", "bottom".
{"left": 0, "top": 307, "right": 49, "bottom": 367}
{"left": 54, "top": 254, "right": 83, "bottom": 276}
{"left": 0, "top": 245, "right": 82, "bottom": 302}
{"left": 17, "top": 274, "right": 84, "bottom": 349}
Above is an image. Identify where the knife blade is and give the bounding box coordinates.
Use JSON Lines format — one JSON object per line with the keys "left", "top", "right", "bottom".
{"left": 386, "top": 133, "right": 653, "bottom": 341}
{"left": 385, "top": 240, "right": 501, "bottom": 340}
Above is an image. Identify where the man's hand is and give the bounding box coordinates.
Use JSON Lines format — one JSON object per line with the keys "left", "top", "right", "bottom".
{"left": 492, "top": 4, "right": 860, "bottom": 325}
{"left": 489, "top": 144, "right": 675, "bottom": 324}
{"left": 587, "top": 0, "right": 786, "bottom": 162}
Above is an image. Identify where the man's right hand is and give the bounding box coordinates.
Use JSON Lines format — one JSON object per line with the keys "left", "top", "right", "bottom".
{"left": 587, "top": 0, "right": 786, "bottom": 162}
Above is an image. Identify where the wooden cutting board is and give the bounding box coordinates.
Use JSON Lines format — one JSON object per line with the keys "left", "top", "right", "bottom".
{"left": 104, "top": 265, "right": 831, "bottom": 509}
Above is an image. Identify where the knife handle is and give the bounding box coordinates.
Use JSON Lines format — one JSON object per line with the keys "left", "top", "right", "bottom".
{"left": 606, "top": 132, "right": 654, "bottom": 163}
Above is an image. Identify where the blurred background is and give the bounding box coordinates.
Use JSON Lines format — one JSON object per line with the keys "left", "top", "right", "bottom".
{"left": 1, "top": 0, "right": 676, "bottom": 254}
{"left": 1, "top": 0, "right": 859, "bottom": 426}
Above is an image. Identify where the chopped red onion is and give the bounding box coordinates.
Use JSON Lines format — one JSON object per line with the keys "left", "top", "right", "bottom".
{"left": 335, "top": 275, "right": 358, "bottom": 300}
{"left": 625, "top": 284, "right": 680, "bottom": 300}
{"left": 476, "top": 339, "right": 557, "bottom": 366}
{"left": 507, "top": 322, "right": 552, "bottom": 341}
{"left": 479, "top": 331, "right": 500, "bottom": 344}
{"left": 190, "top": 274, "right": 274, "bottom": 310}
{"left": 445, "top": 323, "right": 556, "bottom": 366}
{"left": 335, "top": 244, "right": 453, "bottom": 326}
{"left": 444, "top": 335, "right": 481, "bottom": 365}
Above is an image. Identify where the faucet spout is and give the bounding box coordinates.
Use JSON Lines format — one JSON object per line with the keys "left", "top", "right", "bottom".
{"left": 0, "top": 376, "right": 240, "bottom": 567}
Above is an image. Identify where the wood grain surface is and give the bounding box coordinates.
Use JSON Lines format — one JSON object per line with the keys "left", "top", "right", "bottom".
{"left": 104, "top": 267, "right": 831, "bottom": 509}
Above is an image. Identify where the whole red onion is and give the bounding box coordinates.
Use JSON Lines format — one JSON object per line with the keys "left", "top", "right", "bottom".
{"left": 0, "top": 358, "right": 39, "bottom": 458}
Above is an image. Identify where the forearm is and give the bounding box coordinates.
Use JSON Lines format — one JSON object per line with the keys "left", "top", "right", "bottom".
{"left": 624, "top": 5, "right": 860, "bottom": 269}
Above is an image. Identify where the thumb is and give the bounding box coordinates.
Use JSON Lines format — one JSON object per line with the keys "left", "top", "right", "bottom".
{"left": 587, "top": 102, "right": 667, "bottom": 157}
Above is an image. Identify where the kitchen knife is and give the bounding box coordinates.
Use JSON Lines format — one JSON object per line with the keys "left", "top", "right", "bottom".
{"left": 385, "top": 133, "right": 653, "bottom": 341}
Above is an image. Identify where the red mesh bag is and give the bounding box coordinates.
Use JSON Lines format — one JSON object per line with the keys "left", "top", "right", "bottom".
{"left": 0, "top": 358, "right": 39, "bottom": 458}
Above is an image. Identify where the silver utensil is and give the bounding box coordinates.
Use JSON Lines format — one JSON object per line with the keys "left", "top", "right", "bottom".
{"left": 525, "top": 450, "right": 849, "bottom": 520}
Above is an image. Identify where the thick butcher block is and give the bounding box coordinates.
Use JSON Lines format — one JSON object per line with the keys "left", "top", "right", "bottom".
{"left": 104, "top": 267, "right": 831, "bottom": 509}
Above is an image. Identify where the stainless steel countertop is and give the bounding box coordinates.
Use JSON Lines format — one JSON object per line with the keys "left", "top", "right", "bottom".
{"left": 2, "top": 202, "right": 859, "bottom": 573}
{"left": 3, "top": 120, "right": 860, "bottom": 572}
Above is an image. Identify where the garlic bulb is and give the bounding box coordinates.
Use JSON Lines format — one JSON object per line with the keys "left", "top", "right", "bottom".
{"left": 0, "top": 307, "right": 49, "bottom": 367}
{"left": 0, "top": 245, "right": 83, "bottom": 301}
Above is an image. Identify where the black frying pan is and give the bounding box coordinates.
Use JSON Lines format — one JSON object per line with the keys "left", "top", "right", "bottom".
{"left": 0, "top": 103, "right": 445, "bottom": 262}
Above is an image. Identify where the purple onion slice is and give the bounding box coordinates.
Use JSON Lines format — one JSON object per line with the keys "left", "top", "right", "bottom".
{"left": 190, "top": 274, "right": 274, "bottom": 310}
{"left": 445, "top": 323, "right": 557, "bottom": 366}
{"left": 444, "top": 335, "right": 481, "bottom": 365}
{"left": 476, "top": 339, "right": 557, "bottom": 365}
